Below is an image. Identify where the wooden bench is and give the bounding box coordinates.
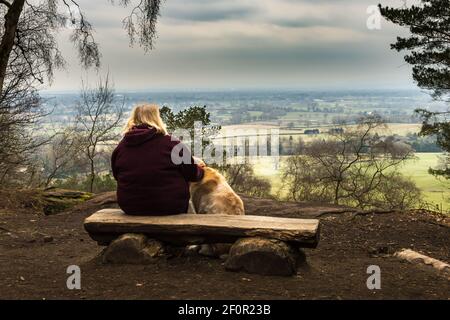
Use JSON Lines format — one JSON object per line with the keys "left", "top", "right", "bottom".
{"left": 84, "top": 209, "right": 320, "bottom": 276}
{"left": 84, "top": 209, "right": 320, "bottom": 247}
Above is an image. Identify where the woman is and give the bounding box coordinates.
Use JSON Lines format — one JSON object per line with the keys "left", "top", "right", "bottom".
{"left": 111, "top": 104, "right": 204, "bottom": 215}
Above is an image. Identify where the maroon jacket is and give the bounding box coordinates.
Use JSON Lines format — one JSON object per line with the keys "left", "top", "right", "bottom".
{"left": 111, "top": 125, "right": 204, "bottom": 215}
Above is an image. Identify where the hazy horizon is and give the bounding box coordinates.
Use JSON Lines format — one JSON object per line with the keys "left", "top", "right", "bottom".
{"left": 42, "top": 86, "right": 422, "bottom": 95}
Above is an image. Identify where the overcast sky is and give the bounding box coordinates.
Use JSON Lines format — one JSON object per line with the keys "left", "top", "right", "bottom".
{"left": 48, "top": 0, "right": 416, "bottom": 91}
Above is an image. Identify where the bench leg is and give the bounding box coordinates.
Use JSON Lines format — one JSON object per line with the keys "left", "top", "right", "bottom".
{"left": 224, "top": 237, "right": 305, "bottom": 276}
{"left": 101, "top": 233, "right": 165, "bottom": 264}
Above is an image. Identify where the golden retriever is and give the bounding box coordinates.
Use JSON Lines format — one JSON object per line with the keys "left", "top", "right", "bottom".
{"left": 187, "top": 158, "right": 244, "bottom": 257}
{"left": 190, "top": 158, "right": 244, "bottom": 215}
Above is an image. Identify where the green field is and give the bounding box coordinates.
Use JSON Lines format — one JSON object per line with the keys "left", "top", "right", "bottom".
{"left": 252, "top": 153, "right": 449, "bottom": 213}
{"left": 397, "top": 153, "right": 449, "bottom": 212}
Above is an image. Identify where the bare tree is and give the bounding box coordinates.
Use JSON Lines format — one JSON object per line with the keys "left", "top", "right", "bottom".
{"left": 0, "top": 0, "right": 162, "bottom": 96}
{"left": 362, "top": 172, "right": 422, "bottom": 211}
{"left": 219, "top": 163, "right": 272, "bottom": 198}
{"left": 116, "top": 0, "right": 162, "bottom": 51}
{"left": 0, "top": 70, "right": 49, "bottom": 186}
{"left": 282, "top": 156, "right": 330, "bottom": 203}
{"left": 40, "top": 126, "right": 84, "bottom": 187}
{"left": 0, "top": 1, "right": 162, "bottom": 188}
{"left": 0, "top": 0, "right": 95, "bottom": 96}
{"left": 282, "top": 115, "right": 419, "bottom": 209}
{"left": 76, "top": 75, "right": 124, "bottom": 192}
{"left": 0, "top": 12, "right": 49, "bottom": 184}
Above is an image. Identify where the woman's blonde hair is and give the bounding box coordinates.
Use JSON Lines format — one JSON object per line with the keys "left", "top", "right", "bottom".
{"left": 124, "top": 104, "right": 168, "bottom": 135}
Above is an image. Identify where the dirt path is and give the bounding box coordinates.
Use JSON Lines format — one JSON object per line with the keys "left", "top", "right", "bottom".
{"left": 0, "top": 192, "right": 449, "bottom": 299}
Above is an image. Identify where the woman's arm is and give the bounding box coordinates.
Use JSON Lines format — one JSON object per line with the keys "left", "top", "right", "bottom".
{"left": 111, "top": 146, "right": 119, "bottom": 181}
{"left": 171, "top": 139, "right": 204, "bottom": 182}
{"left": 181, "top": 162, "right": 204, "bottom": 182}
{"left": 180, "top": 152, "right": 204, "bottom": 182}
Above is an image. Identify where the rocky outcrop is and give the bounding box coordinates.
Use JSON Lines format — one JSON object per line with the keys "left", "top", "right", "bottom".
{"left": 41, "top": 189, "right": 93, "bottom": 215}
{"left": 0, "top": 188, "right": 93, "bottom": 215}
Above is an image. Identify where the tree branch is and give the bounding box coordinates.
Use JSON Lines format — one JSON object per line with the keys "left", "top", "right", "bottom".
{"left": 0, "top": 0, "right": 11, "bottom": 8}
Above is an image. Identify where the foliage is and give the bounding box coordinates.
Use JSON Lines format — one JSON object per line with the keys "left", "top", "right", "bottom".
{"left": 160, "top": 105, "right": 221, "bottom": 154}
{"left": 379, "top": 0, "right": 449, "bottom": 100}
{"left": 415, "top": 109, "right": 450, "bottom": 178}
{"left": 380, "top": 0, "right": 449, "bottom": 179}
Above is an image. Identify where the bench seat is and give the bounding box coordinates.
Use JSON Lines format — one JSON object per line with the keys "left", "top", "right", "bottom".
{"left": 84, "top": 209, "right": 320, "bottom": 248}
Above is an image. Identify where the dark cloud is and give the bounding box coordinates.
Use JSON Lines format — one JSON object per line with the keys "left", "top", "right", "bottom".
{"left": 272, "top": 18, "right": 330, "bottom": 29}
{"left": 164, "top": 6, "right": 258, "bottom": 22}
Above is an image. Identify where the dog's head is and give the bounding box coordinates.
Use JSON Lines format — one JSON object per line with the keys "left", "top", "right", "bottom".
{"left": 190, "top": 157, "right": 223, "bottom": 189}
{"left": 193, "top": 156, "right": 206, "bottom": 168}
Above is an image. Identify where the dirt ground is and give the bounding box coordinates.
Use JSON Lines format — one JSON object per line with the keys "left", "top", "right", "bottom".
{"left": 0, "top": 191, "right": 449, "bottom": 300}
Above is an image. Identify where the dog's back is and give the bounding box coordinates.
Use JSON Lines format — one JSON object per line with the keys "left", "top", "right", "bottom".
{"left": 190, "top": 167, "right": 244, "bottom": 215}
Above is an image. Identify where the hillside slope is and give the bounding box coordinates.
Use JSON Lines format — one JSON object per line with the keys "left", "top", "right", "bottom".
{"left": 0, "top": 191, "right": 449, "bottom": 299}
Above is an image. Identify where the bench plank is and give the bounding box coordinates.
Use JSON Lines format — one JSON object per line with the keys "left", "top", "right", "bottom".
{"left": 84, "top": 209, "right": 320, "bottom": 247}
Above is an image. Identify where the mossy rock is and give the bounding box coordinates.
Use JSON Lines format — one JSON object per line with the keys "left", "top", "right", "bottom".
{"left": 41, "top": 188, "right": 93, "bottom": 215}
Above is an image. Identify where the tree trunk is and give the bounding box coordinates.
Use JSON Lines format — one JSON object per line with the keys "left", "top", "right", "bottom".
{"left": 0, "top": 0, "right": 26, "bottom": 97}
{"left": 45, "top": 170, "right": 57, "bottom": 188}
{"left": 89, "top": 159, "right": 95, "bottom": 193}
{"left": 334, "top": 179, "right": 341, "bottom": 205}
